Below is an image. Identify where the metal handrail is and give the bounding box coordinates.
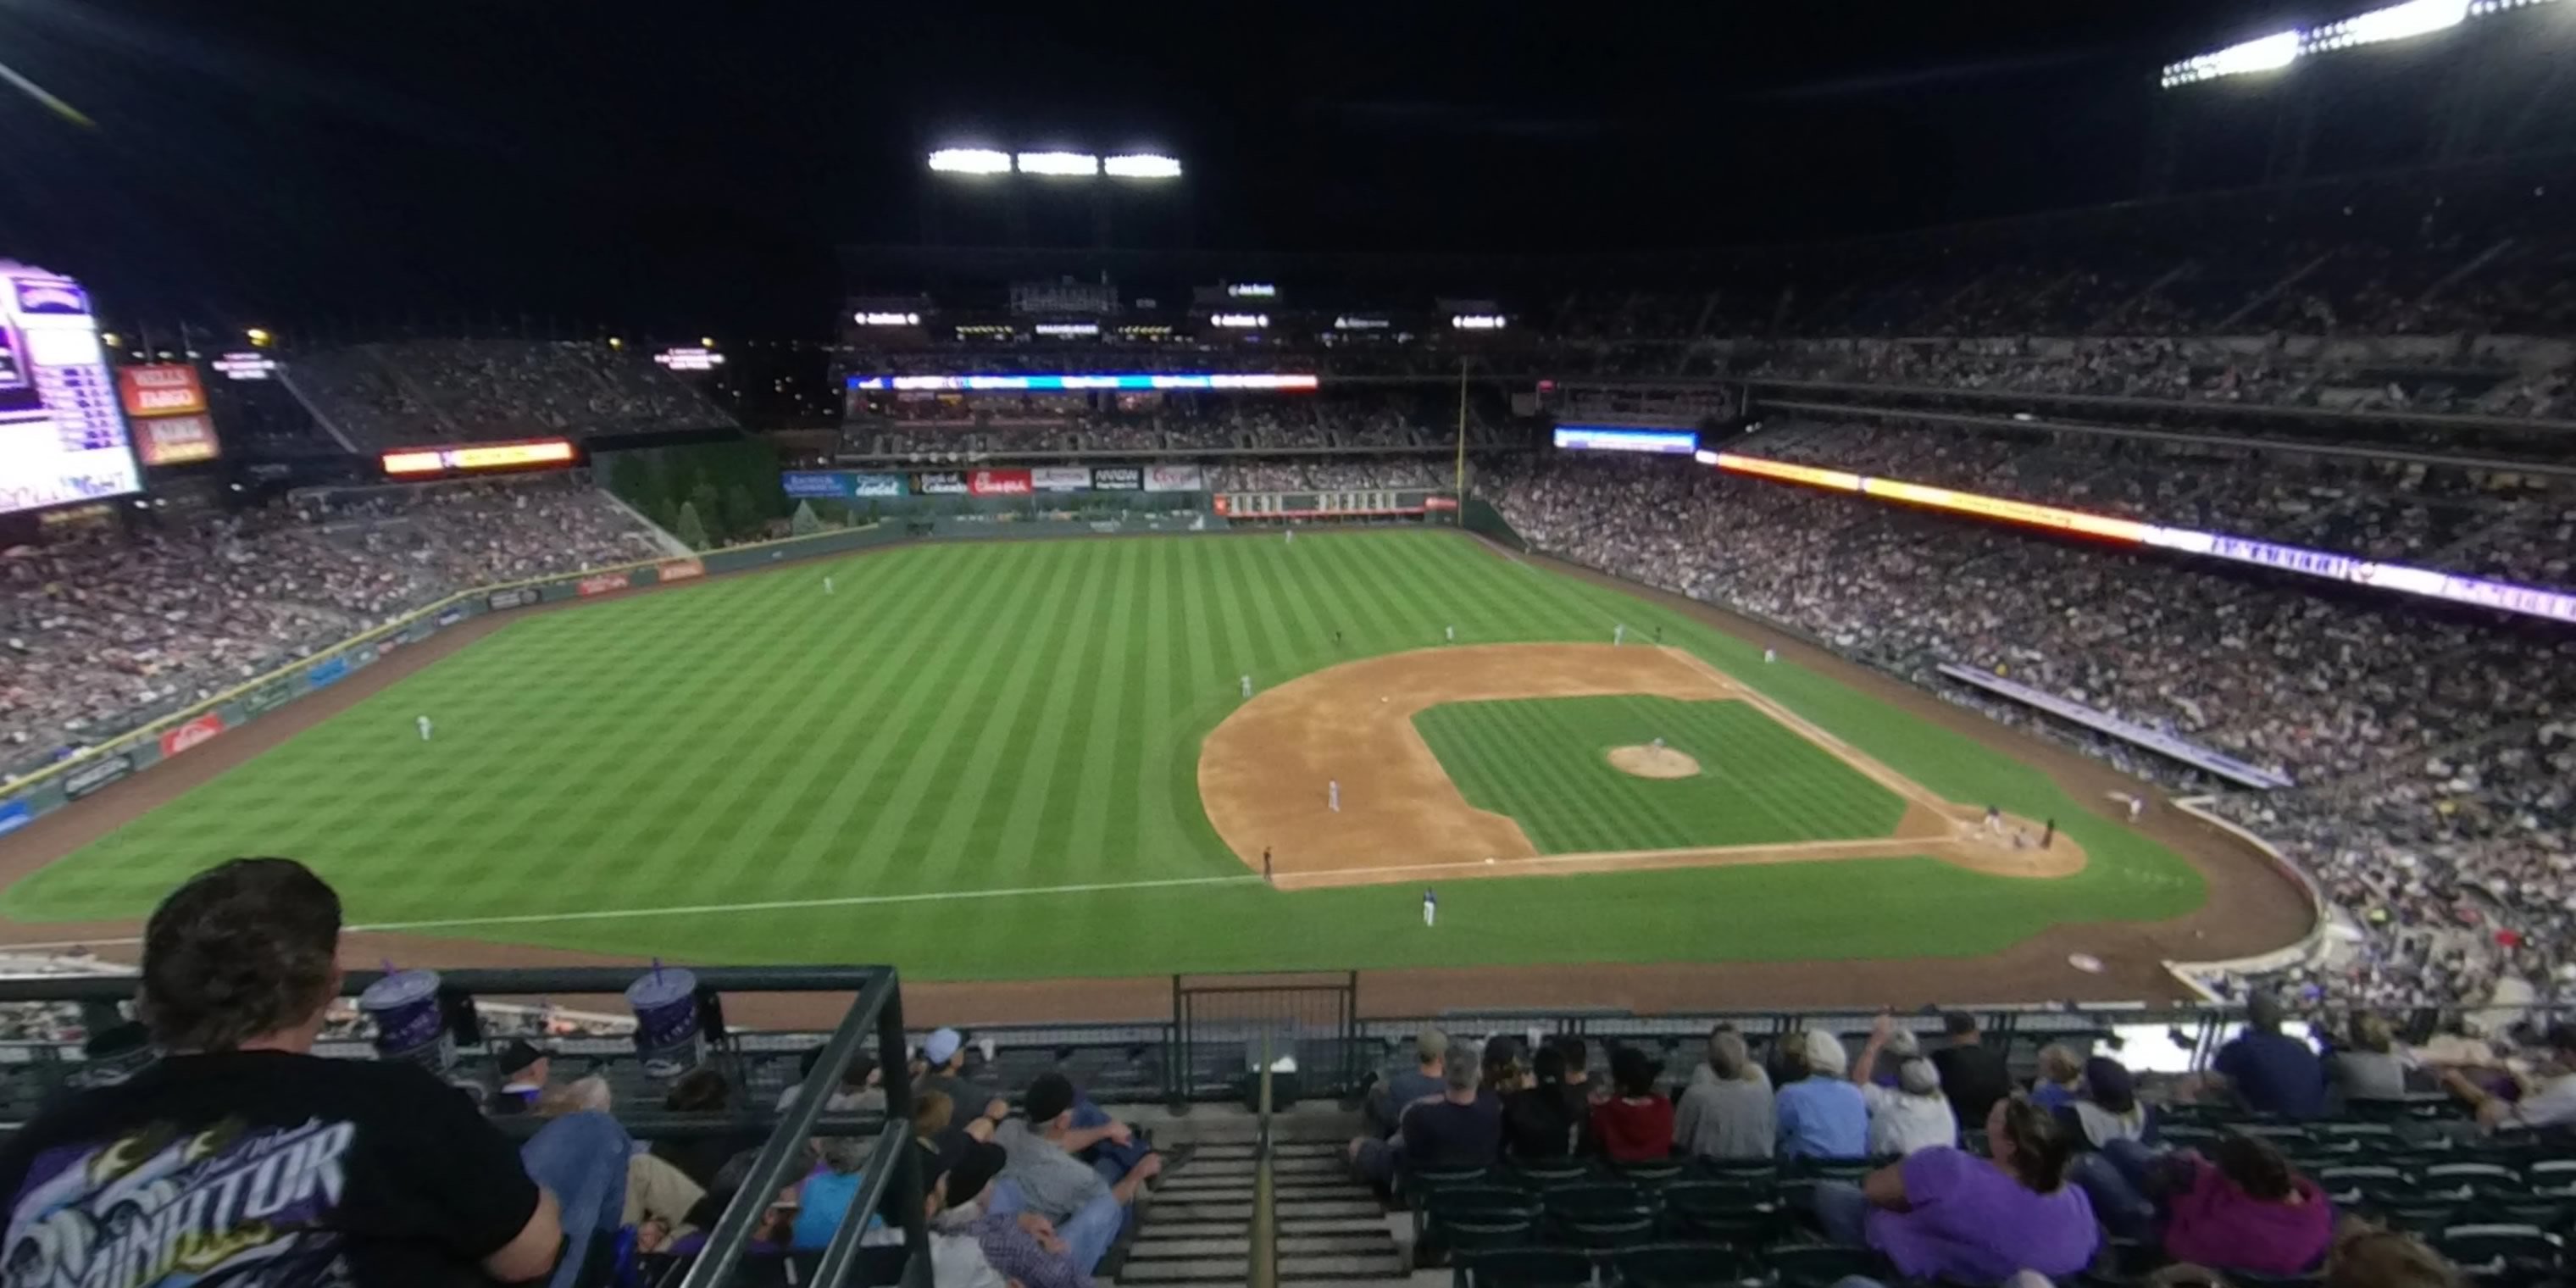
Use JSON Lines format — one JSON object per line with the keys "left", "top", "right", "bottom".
{"left": 672, "top": 967, "right": 921, "bottom": 1288}
{"left": 1250, "top": 1035, "right": 1279, "bottom": 1288}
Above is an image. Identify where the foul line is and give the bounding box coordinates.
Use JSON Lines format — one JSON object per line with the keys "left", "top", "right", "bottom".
{"left": 0, "top": 874, "right": 1264, "bottom": 950}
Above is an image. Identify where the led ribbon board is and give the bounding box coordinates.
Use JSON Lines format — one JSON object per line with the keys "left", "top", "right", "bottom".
{"left": 844, "top": 373, "right": 1319, "bottom": 392}
{"left": 1709, "top": 452, "right": 2576, "bottom": 625}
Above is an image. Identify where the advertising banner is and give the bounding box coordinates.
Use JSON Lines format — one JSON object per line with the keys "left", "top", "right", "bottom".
{"left": 307, "top": 655, "right": 351, "bottom": 691}
{"left": 1144, "top": 464, "right": 1203, "bottom": 493}
{"left": 1090, "top": 466, "right": 1143, "bottom": 491}
{"left": 244, "top": 680, "right": 297, "bottom": 715}
{"left": 488, "top": 587, "right": 537, "bottom": 611}
{"left": 63, "top": 753, "right": 132, "bottom": 800}
{"left": 136, "top": 414, "right": 219, "bottom": 466}
{"left": 916, "top": 470, "right": 969, "bottom": 495}
{"left": 658, "top": 558, "right": 704, "bottom": 583}
{"left": 0, "top": 798, "right": 27, "bottom": 838}
{"left": 1033, "top": 466, "right": 1091, "bottom": 492}
{"left": 434, "top": 607, "right": 468, "bottom": 628}
{"left": 782, "top": 471, "right": 852, "bottom": 498}
{"left": 116, "top": 364, "right": 208, "bottom": 418}
{"left": 850, "top": 473, "right": 907, "bottom": 497}
{"left": 158, "top": 713, "right": 225, "bottom": 759}
{"left": 578, "top": 572, "right": 630, "bottom": 597}
{"left": 968, "top": 468, "right": 1033, "bottom": 497}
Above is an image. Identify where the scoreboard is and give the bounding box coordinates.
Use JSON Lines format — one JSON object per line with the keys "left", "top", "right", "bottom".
{"left": 0, "top": 263, "right": 136, "bottom": 517}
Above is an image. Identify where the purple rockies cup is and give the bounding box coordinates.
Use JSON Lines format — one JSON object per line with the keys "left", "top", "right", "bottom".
{"left": 625, "top": 967, "right": 703, "bottom": 1080}
{"left": 359, "top": 969, "right": 452, "bottom": 1073}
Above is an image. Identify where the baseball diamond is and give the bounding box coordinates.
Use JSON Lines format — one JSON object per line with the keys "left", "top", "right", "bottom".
{"left": 0, "top": 530, "right": 2304, "bottom": 1002}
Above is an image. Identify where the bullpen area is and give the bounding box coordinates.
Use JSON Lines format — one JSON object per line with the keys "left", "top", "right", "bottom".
{"left": 0, "top": 530, "right": 2314, "bottom": 1015}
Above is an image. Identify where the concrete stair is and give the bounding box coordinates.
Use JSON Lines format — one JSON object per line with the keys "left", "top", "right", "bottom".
{"left": 1116, "top": 1140, "right": 1405, "bottom": 1285}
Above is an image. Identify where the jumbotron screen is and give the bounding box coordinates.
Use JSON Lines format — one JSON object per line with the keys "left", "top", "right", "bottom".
{"left": 0, "top": 263, "right": 137, "bottom": 517}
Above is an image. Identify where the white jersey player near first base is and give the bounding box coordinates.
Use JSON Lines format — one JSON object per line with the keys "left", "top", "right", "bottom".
{"left": 416, "top": 715, "right": 433, "bottom": 741}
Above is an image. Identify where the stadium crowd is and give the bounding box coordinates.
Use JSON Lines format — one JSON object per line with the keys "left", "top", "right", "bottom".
{"left": 1485, "top": 432, "right": 2576, "bottom": 1017}
{"left": 289, "top": 340, "right": 734, "bottom": 449}
{"left": 0, "top": 477, "right": 658, "bottom": 775}
{"left": 851, "top": 396, "right": 1484, "bottom": 458}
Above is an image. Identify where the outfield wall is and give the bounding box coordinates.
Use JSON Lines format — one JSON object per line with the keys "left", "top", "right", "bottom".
{"left": 0, "top": 523, "right": 907, "bottom": 835}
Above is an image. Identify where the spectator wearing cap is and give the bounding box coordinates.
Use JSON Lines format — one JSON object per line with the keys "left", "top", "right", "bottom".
{"left": 2441, "top": 1023, "right": 2576, "bottom": 1132}
{"left": 1850, "top": 1015, "right": 1957, "bottom": 1157}
{"left": 991, "top": 1073, "right": 1160, "bottom": 1274}
{"left": 2209, "top": 995, "right": 2328, "bottom": 1119}
{"left": 1776, "top": 1029, "right": 1869, "bottom": 1160}
{"left": 1930, "top": 1011, "right": 2012, "bottom": 1126}
{"left": 491, "top": 1037, "right": 549, "bottom": 1115}
{"left": 939, "top": 1140, "right": 1096, "bottom": 1288}
{"left": 1368, "top": 1028, "right": 1447, "bottom": 1135}
{"left": 1675, "top": 1027, "right": 1774, "bottom": 1160}
{"left": 918, "top": 1027, "right": 1005, "bottom": 1129}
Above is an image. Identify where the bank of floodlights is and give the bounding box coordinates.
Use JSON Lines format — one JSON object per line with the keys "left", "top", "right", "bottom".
{"left": 925, "top": 148, "right": 1183, "bottom": 180}
{"left": 2158, "top": 0, "right": 2559, "bottom": 88}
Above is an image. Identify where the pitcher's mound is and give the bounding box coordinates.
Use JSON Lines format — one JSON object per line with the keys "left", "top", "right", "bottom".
{"left": 1607, "top": 744, "right": 1700, "bottom": 779}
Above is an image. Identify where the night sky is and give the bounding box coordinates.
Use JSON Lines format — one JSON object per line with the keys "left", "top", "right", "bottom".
{"left": 0, "top": 1, "right": 2320, "bottom": 336}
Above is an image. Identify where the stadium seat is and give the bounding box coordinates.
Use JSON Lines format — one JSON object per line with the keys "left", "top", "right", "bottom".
{"left": 1618, "top": 1242, "right": 1757, "bottom": 1288}
{"left": 1511, "top": 1158, "right": 1596, "bottom": 1188}
{"left": 1663, "top": 1182, "right": 1780, "bottom": 1244}
{"left": 1764, "top": 1244, "right": 1890, "bottom": 1288}
{"left": 1613, "top": 1158, "right": 1686, "bottom": 1186}
{"left": 2424, "top": 1162, "right": 2527, "bottom": 1201}
{"left": 2318, "top": 1164, "right": 2418, "bottom": 1208}
{"left": 1455, "top": 1245, "right": 1593, "bottom": 1288}
{"left": 1692, "top": 1159, "right": 1779, "bottom": 1185}
{"left": 2433, "top": 1224, "right": 2565, "bottom": 1286}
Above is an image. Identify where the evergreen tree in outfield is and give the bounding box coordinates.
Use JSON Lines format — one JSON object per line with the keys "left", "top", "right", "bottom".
{"left": 790, "top": 500, "right": 822, "bottom": 536}
{"left": 674, "top": 501, "right": 710, "bottom": 551}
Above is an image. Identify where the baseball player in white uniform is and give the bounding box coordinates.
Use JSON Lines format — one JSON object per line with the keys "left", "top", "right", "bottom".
{"left": 1328, "top": 780, "right": 1341, "bottom": 813}
{"left": 1764, "top": 647, "right": 1777, "bottom": 663}
{"left": 1613, "top": 624, "right": 1626, "bottom": 647}
{"left": 416, "top": 714, "right": 434, "bottom": 742}
{"left": 1445, "top": 625, "right": 1455, "bottom": 643}
{"left": 824, "top": 575, "right": 834, "bottom": 595}
{"left": 1241, "top": 674, "right": 1253, "bottom": 700}
{"left": 1422, "top": 887, "right": 1437, "bottom": 927}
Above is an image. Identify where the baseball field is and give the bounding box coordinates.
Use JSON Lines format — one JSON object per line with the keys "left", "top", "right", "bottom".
{"left": 0, "top": 530, "right": 2307, "bottom": 1004}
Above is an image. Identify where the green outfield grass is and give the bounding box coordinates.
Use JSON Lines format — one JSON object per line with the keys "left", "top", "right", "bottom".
{"left": 2, "top": 530, "right": 2208, "bottom": 979}
{"left": 1413, "top": 697, "right": 1906, "bottom": 853}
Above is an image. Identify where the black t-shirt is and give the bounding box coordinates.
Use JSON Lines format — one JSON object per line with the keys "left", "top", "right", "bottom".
{"left": 0, "top": 1050, "right": 541, "bottom": 1286}
{"left": 1932, "top": 1043, "right": 2013, "bottom": 1124}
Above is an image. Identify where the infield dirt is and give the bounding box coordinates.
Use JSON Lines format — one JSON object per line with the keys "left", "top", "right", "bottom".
{"left": 1198, "top": 642, "right": 2082, "bottom": 889}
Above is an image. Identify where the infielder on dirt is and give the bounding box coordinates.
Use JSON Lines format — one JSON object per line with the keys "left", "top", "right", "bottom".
{"left": 1328, "top": 779, "right": 1341, "bottom": 813}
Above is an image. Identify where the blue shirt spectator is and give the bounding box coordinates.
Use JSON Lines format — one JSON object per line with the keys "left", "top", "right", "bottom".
{"left": 1777, "top": 1030, "right": 1869, "bottom": 1159}
{"left": 2212, "top": 997, "right": 2328, "bottom": 1119}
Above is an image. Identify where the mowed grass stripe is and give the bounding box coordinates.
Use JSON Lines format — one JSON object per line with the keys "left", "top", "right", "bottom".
{"left": 982, "top": 543, "right": 1119, "bottom": 891}
{"left": 1413, "top": 696, "right": 1905, "bottom": 854}
{"left": 1063, "top": 541, "right": 1146, "bottom": 872}
{"left": 913, "top": 541, "right": 1092, "bottom": 892}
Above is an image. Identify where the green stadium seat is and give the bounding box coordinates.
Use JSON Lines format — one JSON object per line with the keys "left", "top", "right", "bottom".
{"left": 1764, "top": 1244, "right": 1890, "bottom": 1288}
{"left": 1663, "top": 1181, "right": 1780, "bottom": 1244}
{"left": 1616, "top": 1242, "right": 1758, "bottom": 1288}
{"left": 2433, "top": 1224, "right": 2565, "bottom": 1286}
{"left": 1455, "top": 1245, "right": 1593, "bottom": 1288}
{"left": 1691, "top": 1158, "right": 1779, "bottom": 1185}
{"left": 1561, "top": 1211, "right": 1658, "bottom": 1250}
{"left": 2423, "top": 1162, "right": 2526, "bottom": 1201}
{"left": 1614, "top": 1158, "right": 1686, "bottom": 1186}
{"left": 2317, "top": 1164, "right": 2418, "bottom": 1208}
{"left": 1508, "top": 1158, "right": 1596, "bottom": 1189}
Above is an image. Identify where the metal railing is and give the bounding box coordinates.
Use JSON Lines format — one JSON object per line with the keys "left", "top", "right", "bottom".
{"left": 1250, "top": 1035, "right": 1280, "bottom": 1288}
